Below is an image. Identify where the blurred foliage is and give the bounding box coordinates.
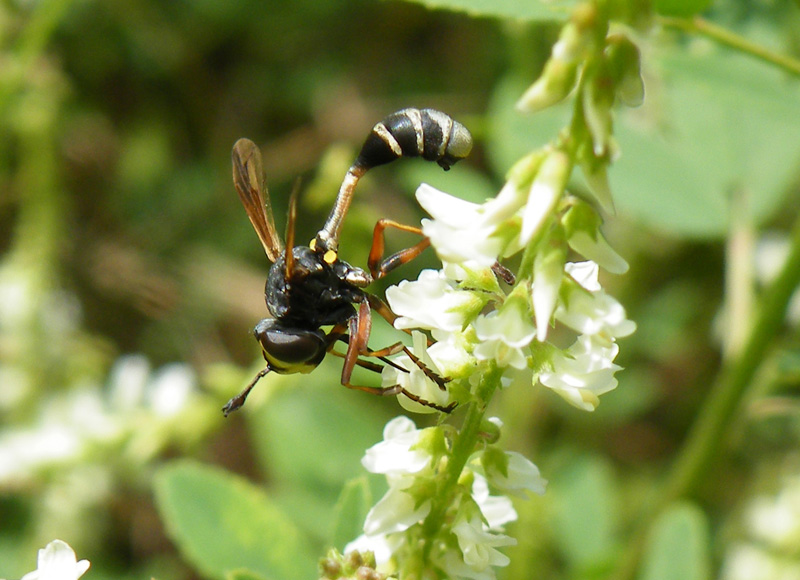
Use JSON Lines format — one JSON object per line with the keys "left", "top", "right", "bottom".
{"left": 2, "top": 0, "right": 800, "bottom": 579}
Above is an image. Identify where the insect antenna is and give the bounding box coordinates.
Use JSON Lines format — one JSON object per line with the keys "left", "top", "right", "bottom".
{"left": 222, "top": 367, "right": 271, "bottom": 416}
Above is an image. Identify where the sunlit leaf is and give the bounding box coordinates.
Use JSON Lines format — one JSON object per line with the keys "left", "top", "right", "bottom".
{"left": 612, "top": 48, "right": 800, "bottom": 237}
{"left": 330, "top": 476, "right": 373, "bottom": 551}
{"left": 551, "top": 455, "right": 619, "bottom": 570}
{"left": 393, "top": 0, "right": 569, "bottom": 21}
{"left": 489, "top": 48, "right": 800, "bottom": 238}
{"left": 654, "top": 0, "right": 713, "bottom": 17}
{"left": 640, "top": 502, "right": 710, "bottom": 580}
{"left": 154, "top": 460, "right": 315, "bottom": 580}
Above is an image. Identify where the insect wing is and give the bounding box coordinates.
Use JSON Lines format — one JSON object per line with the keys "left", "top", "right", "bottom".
{"left": 232, "top": 138, "right": 283, "bottom": 262}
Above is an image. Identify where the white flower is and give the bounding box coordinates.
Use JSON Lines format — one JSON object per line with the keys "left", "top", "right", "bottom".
{"left": 363, "top": 480, "right": 432, "bottom": 536}
{"left": 480, "top": 451, "right": 548, "bottom": 498}
{"left": 417, "top": 184, "right": 509, "bottom": 268}
{"left": 746, "top": 478, "right": 800, "bottom": 551}
{"left": 386, "top": 269, "right": 483, "bottom": 332}
{"left": 107, "top": 355, "right": 150, "bottom": 411}
{"left": 452, "top": 514, "right": 516, "bottom": 572}
{"left": 471, "top": 474, "right": 518, "bottom": 529}
{"left": 473, "top": 288, "right": 536, "bottom": 370}
{"left": 382, "top": 332, "right": 464, "bottom": 414}
{"left": 147, "top": 363, "right": 195, "bottom": 416}
{"left": 21, "top": 540, "right": 90, "bottom": 580}
{"left": 0, "top": 424, "right": 81, "bottom": 484}
{"left": 109, "top": 355, "right": 197, "bottom": 417}
{"left": 344, "top": 533, "right": 397, "bottom": 568}
{"left": 557, "top": 262, "right": 636, "bottom": 341}
{"left": 566, "top": 261, "right": 602, "bottom": 291}
{"left": 720, "top": 543, "right": 800, "bottom": 580}
{"left": 520, "top": 151, "right": 569, "bottom": 245}
{"left": 360, "top": 417, "right": 434, "bottom": 534}
{"left": 362, "top": 416, "right": 432, "bottom": 476}
{"left": 353, "top": 417, "right": 436, "bottom": 563}
{"left": 435, "top": 550, "right": 499, "bottom": 580}
{"left": 539, "top": 335, "right": 621, "bottom": 411}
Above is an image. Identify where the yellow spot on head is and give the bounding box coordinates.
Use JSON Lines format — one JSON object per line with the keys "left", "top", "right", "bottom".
{"left": 324, "top": 250, "right": 337, "bottom": 264}
{"left": 309, "top": 239, "right": 317, "bottom": 251}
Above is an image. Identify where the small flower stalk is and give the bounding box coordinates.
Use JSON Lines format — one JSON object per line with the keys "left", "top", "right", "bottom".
{"left": 342, "top": 1, "right": 639, "bottom": 578}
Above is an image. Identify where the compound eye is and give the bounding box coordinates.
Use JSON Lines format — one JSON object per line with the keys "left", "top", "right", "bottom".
{"left": 254, "top": 320, "right": 326, "bottom": 374}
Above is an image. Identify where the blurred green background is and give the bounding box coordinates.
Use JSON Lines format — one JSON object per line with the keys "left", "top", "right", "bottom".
{"left": 2, "top": 0, "right": 800, "bottom": 579}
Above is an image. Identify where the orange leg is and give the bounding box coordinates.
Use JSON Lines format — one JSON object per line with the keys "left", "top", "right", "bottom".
{"left": 368, "top": 219, "right": 431, "bottom": 280}
{"left": 337, "top": 301, "right": 455, "bottom": 413}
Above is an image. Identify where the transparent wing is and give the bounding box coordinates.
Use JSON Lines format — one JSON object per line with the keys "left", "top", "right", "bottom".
{"left": 232, "top": 138, "right": 283, "bottom": 263}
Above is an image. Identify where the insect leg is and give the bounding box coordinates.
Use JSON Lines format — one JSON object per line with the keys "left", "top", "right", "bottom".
{"left": 341, "top": 301, "right": 372, "bottom": 385}
{"left": 339, "top": 301, "right": 455, "bottom": 412}
{"left": 368, "top": 219, "right": 431, "bottom": 280}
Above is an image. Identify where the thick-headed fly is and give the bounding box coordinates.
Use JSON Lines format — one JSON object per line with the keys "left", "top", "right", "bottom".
{"left": 223, "top": 108, "right": 472, "bottom": 416}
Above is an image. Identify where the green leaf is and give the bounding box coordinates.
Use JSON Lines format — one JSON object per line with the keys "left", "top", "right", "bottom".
{"left": 250, "top": 375, "right": 387, "bottom": 493}
{"left": 225, "top": 570, "right": 269, "bottom": 580}
{"left": 551, "top": 455, "right": 619, "bottom": 571}
{"left": 640, "top": 502, "right": 711, "bottom": 580}
{"left": 612, "top": 49, "right": 800, "bottom": 238}
{"left": 489, "top": 48, "right": 800, "bottom": 238}
{"left": 392, "top": 0, "right": 569, "bottom": 21}
{"left": 153, "top": 460, "right": 316, "bottom": 580}
{"left": 654, "top": 0, "right": 712, "bottom": 17}
{"left": 248, "top": 374, "right": 389, "bottom": 540}
{"left": 329, "top": 476, "right": 373, "bottom": 551}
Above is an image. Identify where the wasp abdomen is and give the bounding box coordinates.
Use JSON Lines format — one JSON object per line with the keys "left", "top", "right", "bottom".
{"left": 357, "top": 108, "right": 472, "bottom": 171}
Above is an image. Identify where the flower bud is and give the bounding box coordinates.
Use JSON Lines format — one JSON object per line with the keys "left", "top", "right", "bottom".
{"left": 516, "top": 57, "right": 580, "bottom": 113}
{"left": 517, "top": 4, "right": 597, "bottom": 113}
{"left": 507, "top": 149, "right": 547, "bottom": 189}
{"left": 563, "top": 202, "right": 628, "bottom": 274}
{"left": 533, "top": 242, "right": 567, "bottom": 341}
{"left": 605, "top": 33, "right": 645, "bottom": 107}
{"left": 477, "top": 417, "right": 502, "bottom": 444}
{"left": 581, "top": 63, "right": 615, "bottom": 157}
{"left": 578, "top": 147, "right": 615, "bottom": 214}
{"left": 521, "top": 150, "right": 571, "bottom": 245}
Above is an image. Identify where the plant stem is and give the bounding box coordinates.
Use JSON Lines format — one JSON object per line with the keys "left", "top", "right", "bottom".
{"left": 615, "top": 209, "right": 800, "bottom": 580}
{"left": 660, "top": 16, "right": 800, "bottom": 77}
{"left": 422, "top": 363, "right": 502, "bottom": 549}
{"left": 667, "top": 216, "right": 800, "bottom": 501}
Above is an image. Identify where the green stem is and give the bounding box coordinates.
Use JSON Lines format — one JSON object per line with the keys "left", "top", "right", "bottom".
{"left": 422, "top": 364, "right": 502, "bottom": 549}
{"left": 0, "top": 0, "right": 76, "bottom": 114}
{"left": 615, "top": 209, "right": 800, "bottom": 580}
{"left": 660, "top": 16, "right": 800, "bottom": 77}
{"left": 666, "top": 219, "right": 800, "bottom": 501}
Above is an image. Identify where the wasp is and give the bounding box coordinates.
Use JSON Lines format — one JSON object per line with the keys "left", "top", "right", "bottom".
{"left": 223, "top": 108, "right": 473, "bottom": 416}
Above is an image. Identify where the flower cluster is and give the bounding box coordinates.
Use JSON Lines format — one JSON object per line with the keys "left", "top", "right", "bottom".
{"left": 344, "top": 2, "right": 639, "bottom": 576}
{"left": 346, "top": 416, "right": 546, "bottom": 580}
{"left": 381, "top": 179, "right": 634, "bottom": 415}
{"left": 0, "top": 356, "right": 200, "bottom": 486}
{"left": 344, "top": 169, "right": 633, "bottom": 577}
